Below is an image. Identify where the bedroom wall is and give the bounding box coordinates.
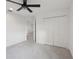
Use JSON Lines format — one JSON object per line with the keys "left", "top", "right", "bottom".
{"left": 35, "top": 0, "right": 73, "bottom": 55}
{"left": 6, "top": 12, "right": 34, "bottom": 47}
{"left": 36, "top": 10, "right": 70, "bottom": 49}
{"left": 68, "top": 5, "right": 73, "bottom": 55}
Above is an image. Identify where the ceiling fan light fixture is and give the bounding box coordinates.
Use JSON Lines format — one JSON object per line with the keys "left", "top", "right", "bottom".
{"left": 8, "top": 8, "right": 13, "bottom": 12}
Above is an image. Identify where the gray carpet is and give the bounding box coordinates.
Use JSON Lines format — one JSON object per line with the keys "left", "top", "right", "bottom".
{"left": 6, "top": 41, "right": 72, "bottom": 59}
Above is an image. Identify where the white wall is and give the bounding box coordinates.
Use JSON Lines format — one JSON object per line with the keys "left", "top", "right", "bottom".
{"left": 36, "top": 10, "right": 71, "bottom": 49}
{"left": 68, "top": 6, "right": 73, "bottom": 55}
{"left": 36, "top": 8, "right": 73, "bottom": 55}
{"left": 6, "top": 12, "right": 34, "bottom": 47}
{"left": 35, "top": 0, "right": 73, "bottom": 56}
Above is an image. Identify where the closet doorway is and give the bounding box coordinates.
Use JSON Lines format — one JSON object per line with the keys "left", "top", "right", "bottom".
{"left": 26, "top": 16, "right": 36, "bottom": 42}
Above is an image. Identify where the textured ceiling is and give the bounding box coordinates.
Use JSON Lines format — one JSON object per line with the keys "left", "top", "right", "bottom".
{"left": 6, "top": 0, "right": 72, "bottom": 16}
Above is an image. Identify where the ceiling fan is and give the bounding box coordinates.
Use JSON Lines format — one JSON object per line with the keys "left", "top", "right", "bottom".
{"left": 7, "top": 0, "right": 40, "bottom": 13}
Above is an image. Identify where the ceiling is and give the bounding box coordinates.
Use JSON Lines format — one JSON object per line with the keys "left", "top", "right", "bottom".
{"left": 6, "top": 0, "right": 72, "bottom": 16}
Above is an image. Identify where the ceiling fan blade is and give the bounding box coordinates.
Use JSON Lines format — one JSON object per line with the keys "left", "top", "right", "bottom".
{"left": 26, "top": 7, "right": 32, "bottom": 12}
{"left": 27, "top": 4, "right": 40, "bottom": 7}
{"left": 17, "top": 7, "right": 23, "bottom": 11}
{"left": 7, "top": 0, "right": 22, "bottom": 5}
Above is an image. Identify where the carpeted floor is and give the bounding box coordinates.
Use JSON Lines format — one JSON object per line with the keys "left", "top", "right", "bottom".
{"left": 6, "top": 40, "right": 72, "bottom": 59}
